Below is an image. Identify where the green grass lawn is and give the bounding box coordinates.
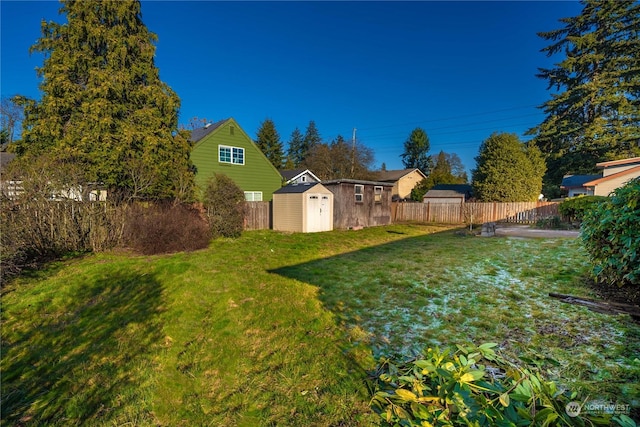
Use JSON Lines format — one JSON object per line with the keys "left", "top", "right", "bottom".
{"left": 2, "top": 224, "right": 639, "bottom": 426}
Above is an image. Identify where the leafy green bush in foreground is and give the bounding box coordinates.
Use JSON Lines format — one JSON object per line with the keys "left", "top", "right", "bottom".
{"left": 581, "top": 177, "right": 640, "bottom": 287}
{"left": 370, "top": 343, "right": 635, "bottom": 427}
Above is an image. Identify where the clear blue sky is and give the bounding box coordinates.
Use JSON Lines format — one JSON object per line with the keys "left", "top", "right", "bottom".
{"left": 1, "top": 0, "right": 582, "bottom": 173}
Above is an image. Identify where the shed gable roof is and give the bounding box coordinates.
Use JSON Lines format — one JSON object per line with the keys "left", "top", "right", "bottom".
{"left": 274, "top": 182, "right": 324, "bottom": 194}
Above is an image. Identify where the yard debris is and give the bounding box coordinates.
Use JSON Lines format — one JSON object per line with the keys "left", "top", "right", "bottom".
{"left": 549, "top": 292, "right": 640, "bottom": 320}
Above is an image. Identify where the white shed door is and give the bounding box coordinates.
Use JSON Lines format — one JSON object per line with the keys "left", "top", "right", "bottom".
{"left": 307, "top": 194, "right": 331, "bottom": 232}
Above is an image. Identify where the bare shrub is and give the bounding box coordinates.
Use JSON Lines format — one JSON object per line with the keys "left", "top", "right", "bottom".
{"left": 122, "top": 202, "right": 210, "bottom": 255}
{"left": 202, "top": 173, "right": 246, "bottom": 239}
{"left": 0, "top": 155, "right": 125, "bottom": 285}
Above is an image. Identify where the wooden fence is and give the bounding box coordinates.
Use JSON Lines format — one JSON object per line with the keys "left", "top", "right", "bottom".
{"left": 392, "top": 201, "right": 559, "bottom": 224}
{"left": 244, "top": 201, "right": 271, "bottom": 230}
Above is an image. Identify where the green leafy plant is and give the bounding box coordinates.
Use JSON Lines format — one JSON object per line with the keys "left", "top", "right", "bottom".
{"left": 581, "top": 178, "right": 640, "bottom": 287}
{"left": 370, "top": 343, "right": 621, "bottom": 426}
{"left": 558, "top": 196, "right": 607, "bottom": 223}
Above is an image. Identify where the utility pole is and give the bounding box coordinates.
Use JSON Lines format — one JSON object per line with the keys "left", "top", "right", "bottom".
{"left": 351, "top": 128, "right": 356, "bottom": 177}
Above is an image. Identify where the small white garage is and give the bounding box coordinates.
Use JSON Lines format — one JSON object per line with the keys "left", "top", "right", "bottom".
{"left": 273, "top": 183, "right": 334, "bottom": 233}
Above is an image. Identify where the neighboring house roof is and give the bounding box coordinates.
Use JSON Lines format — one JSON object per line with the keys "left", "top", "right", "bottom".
{"left": 0, "top": 152, "right": 16, "bottom": 171}
{"left": 280, "top": 168, "right": 321, "bottom": 183}
{"left": 376, "top": 168, "right": 426, "bottom": 182}
{"left": 189, "top": 119, "right": 228, "bottom": 143}
{"left": 560, "top": 174, "right": 601, "bottom": 188}
{"left": 596, "top": 156, "right": 640, "bottom": 168}
{"left": 274, "top": 182, "right": 322, "bottom": 194}
{"left": 424, "top": 184, "right": 473, "bottom": 199}
{"left": 583, "top": 165, "right": 640, "bottom": 186}
{"left": 322, "top": 178, "right": 394, "bottom": 187}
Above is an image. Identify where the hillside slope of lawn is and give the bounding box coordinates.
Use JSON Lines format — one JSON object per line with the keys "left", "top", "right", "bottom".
{"left": 2, "top": 224, "right": 639, "bottom": 425}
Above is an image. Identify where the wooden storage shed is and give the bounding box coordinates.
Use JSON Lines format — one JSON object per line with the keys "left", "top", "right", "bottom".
{"left": 272, "top": 183, "right": 334, "bottom": 233}
{"left": 322, "top": 179, "right": 393, "bottom": 229}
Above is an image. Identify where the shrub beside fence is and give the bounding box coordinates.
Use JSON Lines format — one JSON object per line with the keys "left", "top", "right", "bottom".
{"left": 393, "top": 201, "right": 559, "bottom": 224}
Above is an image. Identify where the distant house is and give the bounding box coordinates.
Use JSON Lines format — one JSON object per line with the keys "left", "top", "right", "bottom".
{"left": 272, "top": 182, "right": 333, "bottom": 233}
{"left": 190, "top": 118, "right": 283, "bottom": 201}
{"left": 376, "top": 168, "right": 426, "bottom": 201}
{"left": 0, "top": 152, "right": 107, "bottom": 201}
{"left": 280, "top": 168, "right": 321, "bottom": 185}
{"left": 423, "top": 184, "right": 473, "bottom": 204}
{"left": 560, "top": 174, "right": 602, "bottom": 197}
{"left": 561, "top": 157, "right": 640, "bottom": 197}
{"left": 322, "top": 179, "right": 393, "bottom": 229}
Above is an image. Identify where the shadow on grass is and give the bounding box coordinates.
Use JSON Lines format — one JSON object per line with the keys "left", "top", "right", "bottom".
{"left": 1, "top": 268, "right": 165, "bottom": 426}
{"left": 269, "top": 228, "right": 466, "bottom": 357}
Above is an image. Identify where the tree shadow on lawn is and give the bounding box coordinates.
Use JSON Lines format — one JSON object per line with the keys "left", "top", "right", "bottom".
{"left": 269, "top": 228, "right": 475, "bottom": 357}
{"left": 269, "top": 229, "right": 640, "bottom": 396}
{"left": 1, "top": 268, "right": 165, "bottom": 426}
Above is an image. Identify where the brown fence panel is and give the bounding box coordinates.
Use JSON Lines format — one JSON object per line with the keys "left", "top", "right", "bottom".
{"left": 392, "top": 201, "right": 559, "bottom": 224}
{"left": 244, "top": 201, "right": 271, "bottom": 230}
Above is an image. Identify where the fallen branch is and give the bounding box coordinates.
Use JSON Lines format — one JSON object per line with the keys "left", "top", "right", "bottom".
{"left": 549, "top": 292, "right": 640, "bottom": 319}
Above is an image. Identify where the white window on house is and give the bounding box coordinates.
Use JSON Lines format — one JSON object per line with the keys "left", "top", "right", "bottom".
{"left": 301, "top": 175, "right": 307, "bottom": 182}
{"left": 355, "top": 184, "right": 364, "bottom": 203}
{"left": 219, "top": 145, "right": 244, "bottom": 165}
{"left": 244, "top": 191, "right": 262, "bottom": 201}
{"left": 374, "top": 186, "right": 383, "bottom": 203}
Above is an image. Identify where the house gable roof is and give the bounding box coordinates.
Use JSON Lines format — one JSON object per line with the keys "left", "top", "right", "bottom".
{"left": 376, "top": 168, "right": 426, "bottom": 182}
{"left": 596, "top": 156, "right": 640, "bottom": 168}
{"left": 424, "top": 184, "right": 472, "bottom": 199}
{"left": 560, "top": 174, "right": 602, "bottom": 188}
{"left": 583, "top": 165, "right": 640, "bottom": 186}
{"left": 189, "top": 119, "right": 228, "bottom": 143}
{"left": 280, "top": 168, "right": 321, "bottom": 183}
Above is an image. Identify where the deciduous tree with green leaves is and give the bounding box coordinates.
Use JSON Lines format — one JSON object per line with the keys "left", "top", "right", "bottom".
{"left": 401, "top": 127, "right": 432, "bottom": 175}
{"left": 255, "top": 118, "right": 284, "bottom": 169}
{"left": 16, "top": 0, "right": 193, "bottom": 201}
{"left": 530, "top": 0, "right": 640, "bottom": 197}
{"left": 472, "top": 132, "right": 546, "bottom": 202}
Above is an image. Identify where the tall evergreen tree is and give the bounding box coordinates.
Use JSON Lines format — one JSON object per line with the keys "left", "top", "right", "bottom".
{"left": 287, "top": 127, "right": 305, "bottom": 167}
{"left": 401, "top": 127, "right": 432, "bottom": 175}
{"left": 472, "top": 133, "right": 546, "bottom": 202}
{"left": 530, "top": 0, "right": 640, "bottom": 196}
{"left": 255, "top": 118, "right": 284, "bottom": 169}
{"left": 17, "top": 0, "right": 193, "bottom": 200}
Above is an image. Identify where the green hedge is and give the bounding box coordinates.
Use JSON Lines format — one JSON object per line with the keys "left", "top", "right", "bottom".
{"left": 581, "top": 178, "right": 640, "bottom": 287}
{"left": 558, "top": 195, "right": 608, "bottom": 223}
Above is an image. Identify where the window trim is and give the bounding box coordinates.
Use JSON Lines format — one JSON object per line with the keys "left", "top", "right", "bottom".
{"left": 244, "top": 191, "right": 262, "bottom": 201}
{"left": 219, "top": 145, "right": 245, "bottom": 165}
{"left": 354, "top": 184, "right": 364, "bottom": 203}
{"left": 374, "top": 185, "right": 383, "bottom": 203}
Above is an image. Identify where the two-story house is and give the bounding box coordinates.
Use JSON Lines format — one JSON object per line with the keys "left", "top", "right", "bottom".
{"left": 190, "top": 118, "right": 283, "bottom": 201}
